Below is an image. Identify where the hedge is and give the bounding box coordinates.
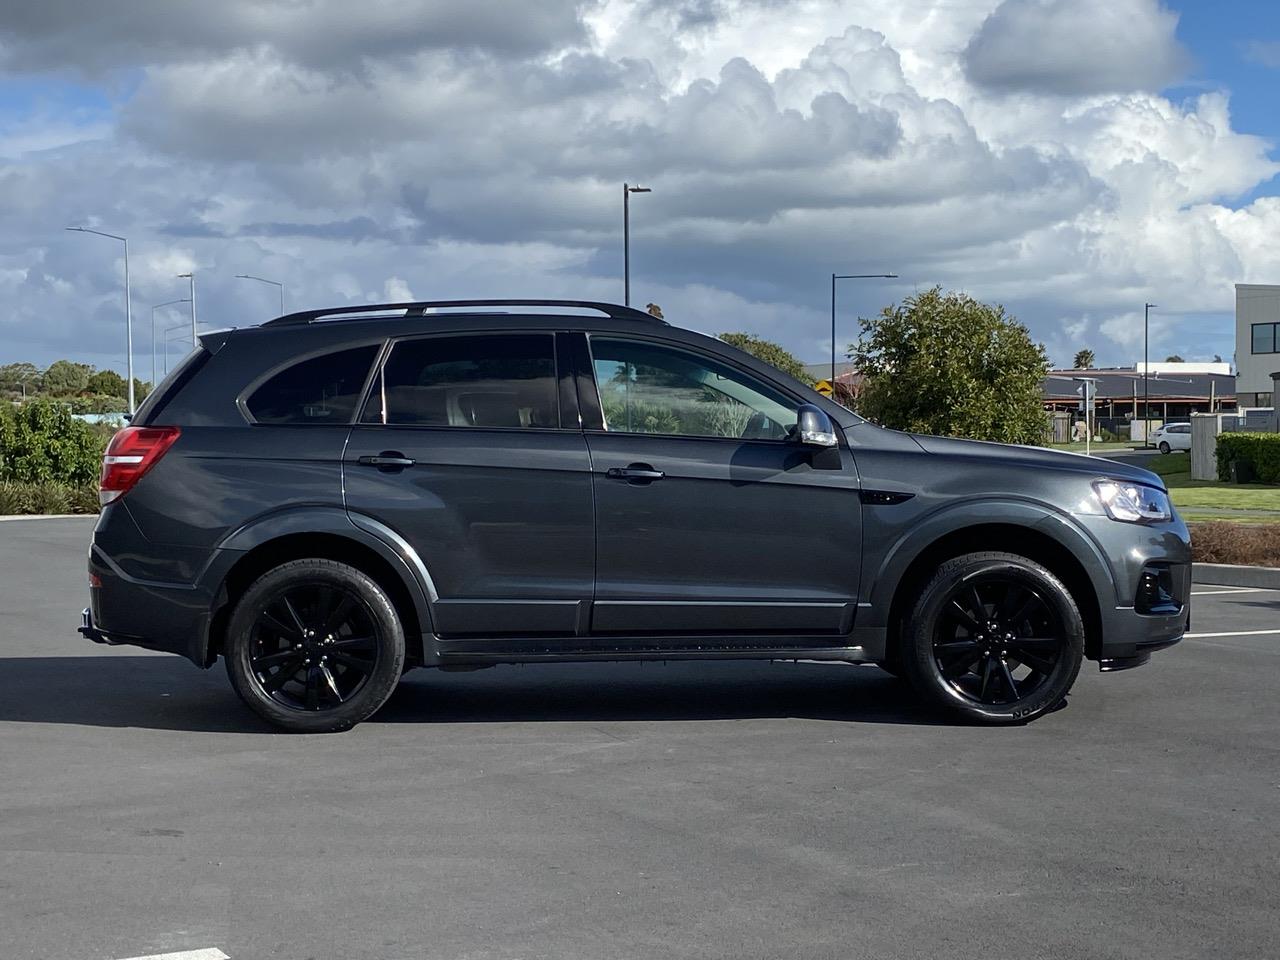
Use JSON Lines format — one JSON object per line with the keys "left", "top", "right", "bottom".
{"left": 1216, "top": 432, "right": 1280, "bottom": 485}
{"left": 0, "top": 399, "right": 107, "bottom": 485}
{"left": 0, "top": 480, "right": 99, "bottom": 515}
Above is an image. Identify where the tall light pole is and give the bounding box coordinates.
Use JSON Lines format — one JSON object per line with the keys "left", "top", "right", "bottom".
{"left": 1144, "top": 302, "right": 1156, "bottom": 445}
{"left": 162, "top": 322, "right": 193, "bottom": 377}
{"left": 66, "top": 226, "right": 134, "bottom": 414}
{"left": 235, "top": 274, "right": 285, "bottom": 315}
{"left": 623, "top": 183, "right": 651, "bottom": 306}
{"left": 832, "top": 273, "right": 898, "bottom": 383}
{"left": 178, "top": 272, "right": 197, "bottom": 343}
{"left": 151, "top": 299, "right": 190, "bottom": 387}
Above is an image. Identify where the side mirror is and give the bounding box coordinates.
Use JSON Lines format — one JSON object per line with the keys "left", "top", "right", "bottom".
{"left": 794, "top": 404, "right": 838, "bottom": 448}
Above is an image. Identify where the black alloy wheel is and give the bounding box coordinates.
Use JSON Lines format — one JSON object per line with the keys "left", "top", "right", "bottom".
{"left": 225, "top": 559, "right": 405, "bottom": 732}
{"left": 902, "top": 552, "right": 1084, "bottom": 724}
{"left": 249, "top": 583, "right": 380, "bottom": 711}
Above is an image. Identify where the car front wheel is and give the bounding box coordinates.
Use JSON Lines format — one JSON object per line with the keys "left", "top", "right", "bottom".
{"left": 901, "top": 552, "right": 1084, "bottom": 724}
{"left": 224, "top": 559, "right": 406, "bottom": 732}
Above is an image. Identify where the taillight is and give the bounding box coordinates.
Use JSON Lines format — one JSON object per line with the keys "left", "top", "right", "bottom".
{"left": 100, "top": 426, "right": 181, "bottom": 505}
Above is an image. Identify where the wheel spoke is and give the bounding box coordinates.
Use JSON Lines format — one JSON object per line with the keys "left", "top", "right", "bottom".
{"left": 1010, "top": 637, "right": 1058, "bottom": 649}
{"left": 304, "top": 667, "right": 320, "bottom": 710}
{"left": 946, "top": 600, "right": 982, "bottom": 631}
{"left": 322, "top": 593, "right": 357, "bottom": 636}
{"left": 978, "top": 656, "right": 994, "bottom": 700}
{"left": 252, "top": 649, "right": 300, "bottom": 671}
{"left": 965, "top": 585, "right": 987, "bottom": 622}
{"left": 936, "top": 641, "right": 981, "bottom": 676}
{"left": 1010, "top": 647, "right": 1056, "bottom": 674}
{"left": 328, "top": 651, "right": 375, "bottom": 675}
{"left": 330, "top": 635, "right": 376, "bottom": 650}
{"left": 997, "top": 658, "right": 1020, "bottom": 701}
{"left": 260, "top": 608, "right": 300, "bottom": 640}
{"left": 319, "top": 663, "right": 343, "bottom": 703}
{"left": 281, "top": 595, "right": 308, "bottom": 635}
{"left": 262, "top": 660, "right": 302, "bottom": 692}
{"left": 1001, "top": 588, "right": 1038, "bottom": 632}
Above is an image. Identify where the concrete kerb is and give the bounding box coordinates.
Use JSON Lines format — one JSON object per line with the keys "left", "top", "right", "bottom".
{"left": 1193, "top": 562, "right": 1280, "bottom": 589}
{"left": 0, "top": 515, "right": 89, "bottom": 522}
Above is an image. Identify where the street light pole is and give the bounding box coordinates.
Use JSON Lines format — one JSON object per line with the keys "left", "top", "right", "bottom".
{"left": 831, "top": 273, "right": 898, "bottom": 383}
{"left": 235, "top": 274, "right": 285, "bottom": 315}
{"left": 151, "top": 299, "right": 191, "bottom": 388}
{"left": 623, "top": 183, "right": 651, "bottom": 306}
{"left": 1144, "top": 302, "right": 1156, "bottom": 445}
{"left": 66, "top": 226, "right": 134, "bottom": 414}
{"left": 178, "top": 273, "right": 197, "bottom": 343}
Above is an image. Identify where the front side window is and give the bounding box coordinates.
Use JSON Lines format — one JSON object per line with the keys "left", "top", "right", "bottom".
{"left": 246, "top": 345, "right": 379, "bottom": 424}
{"left": 589, "top": 337, "right": 797, "bottom": 440}
{"left": 1252, "top": 323, "right": 1278, "bottom": 354}
{"left": 365, "top": 334, "right": 557, "bottom": 428}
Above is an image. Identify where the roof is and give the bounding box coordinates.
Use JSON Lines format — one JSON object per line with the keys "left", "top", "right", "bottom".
{"left": 1043, "top": 369, "right": 1235, "bottom": 402}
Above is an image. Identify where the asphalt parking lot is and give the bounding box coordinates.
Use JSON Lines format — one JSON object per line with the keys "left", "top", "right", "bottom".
{"left": 2, "top": 518, "right": 1278, "bottom": 960}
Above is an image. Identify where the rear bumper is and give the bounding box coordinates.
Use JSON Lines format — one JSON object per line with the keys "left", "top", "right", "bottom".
{"left": 78, "top": 607, "right": 113, "bottom": 645}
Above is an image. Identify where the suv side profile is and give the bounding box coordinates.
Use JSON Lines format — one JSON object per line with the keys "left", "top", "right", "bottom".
{"left": 80, "top": 299, "right": 1191, "bottom": 731}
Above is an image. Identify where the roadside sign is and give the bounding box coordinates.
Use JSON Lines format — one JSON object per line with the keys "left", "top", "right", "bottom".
{"left": 815, "top": 379, "right": 833, "bottom": 397}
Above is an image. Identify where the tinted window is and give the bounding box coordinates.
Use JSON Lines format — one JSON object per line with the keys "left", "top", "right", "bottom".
{"left": 589, "top": 337, "right": 797, "bottom": 440}
{"left": 366, "top": 334, "right": 558, "bottom": 428}
{"left": 1252, "top": 323, "right": 1277, "bottom": 354}
{"left": 246, "top": 345, "right": 378, "bottom": 424}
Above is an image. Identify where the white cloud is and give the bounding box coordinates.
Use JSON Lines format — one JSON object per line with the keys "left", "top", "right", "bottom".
{"left": 0, "top": 0, "right": 1276, "bottom": 375}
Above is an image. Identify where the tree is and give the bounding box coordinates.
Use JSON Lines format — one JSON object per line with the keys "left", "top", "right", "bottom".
{"left": 1213, "top": 354, "right": 1223, "bottom": 363}
{"left": 851, "top": 287, "right": 1049, "bottom": 444}
{"left": 1073, "top": 348, "right": 1095, "bottom": 369}
{"left": 86, "top": 369, "right": 127, "bottom": 399}
{"left": 1164, "top": 354, "right": 1184, "bottom": 363}
{"left": 717, "top": 332, "right": 813, "bottom": 384}
{"left": 41, "top": 360, "right": 92, "bottom": 396}
{"left": 0, "top": 362, "right": 40, "bottom": 396}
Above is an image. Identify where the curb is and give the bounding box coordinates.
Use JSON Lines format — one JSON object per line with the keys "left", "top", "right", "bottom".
{"left": 0, "top": 514, "right": 92, "bottom": 522}
{"left": 1193, "top": 562, "right": 1280, "bottom": 590}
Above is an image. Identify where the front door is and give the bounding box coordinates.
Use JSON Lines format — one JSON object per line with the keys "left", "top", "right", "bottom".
{"left": 343, "top": 331, "right": 594, "bottom": 637}
{"left": 581, "top": 335, "right": 862, "bottom": 637}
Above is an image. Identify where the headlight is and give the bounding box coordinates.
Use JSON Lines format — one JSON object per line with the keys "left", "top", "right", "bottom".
{"left": 1092, "top": 480, "right": 1172, "bottom": 523}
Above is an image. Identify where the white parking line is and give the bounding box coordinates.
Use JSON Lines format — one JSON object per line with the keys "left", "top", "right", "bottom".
{"left": 117, "top": 949, "right": 229, "bottom": 960}
{"left": 1186, "top": 629, "right": 1280, "bottom": 639}
{"left": 1191, "top": 587, "right": 1278, "bottom": 596}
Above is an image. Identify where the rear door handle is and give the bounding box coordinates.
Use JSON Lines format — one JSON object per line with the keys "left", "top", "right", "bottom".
{"left": 357, "top": 452, "right": 416, "bottom": 469}
{"left": 606, "top": 463, "right": 665, "bottom": 483}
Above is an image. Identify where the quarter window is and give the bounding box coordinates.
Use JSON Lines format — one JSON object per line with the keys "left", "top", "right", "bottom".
{"left": 589, "top": 337, "right": 797, "bottom": 440}
{"left": 1252, "top": 323, "right": 1278, "bottom": 354}
{"left": 246, "top": 345, "right": 379, "bottom": 424}
{"left": 365, "top": 334, "right": 558, "bottom": 428}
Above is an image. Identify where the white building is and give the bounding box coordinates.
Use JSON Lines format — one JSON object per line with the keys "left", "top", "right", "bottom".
{"left": 1236, "top": 283, "right": 1280, "bottom": 408}
{"left": 1133, "top": 361, "right": 1232, "bottom": 376}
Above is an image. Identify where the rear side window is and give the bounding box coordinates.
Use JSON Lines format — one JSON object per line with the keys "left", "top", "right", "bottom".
{"left": 246, "top": 345, "right": 379, "bottom": 424}
{"left": 364, "top": 334, "right": 557, "bottom": 428}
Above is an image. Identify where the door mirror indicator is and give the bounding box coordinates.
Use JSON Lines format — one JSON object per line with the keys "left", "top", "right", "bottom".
{"left": 794, "top": 404, "right": 838, "bottom": 448}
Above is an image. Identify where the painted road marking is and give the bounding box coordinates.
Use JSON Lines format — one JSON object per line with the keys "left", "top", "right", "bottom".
{"left": 1191, "top": 587, "right": 1279, "bottom": 596}
{"left": 117, "top": 949, "right": 229, "bottom": 960}
{"left": 1186, "top": 629, "right": 1280, "bottom": 639}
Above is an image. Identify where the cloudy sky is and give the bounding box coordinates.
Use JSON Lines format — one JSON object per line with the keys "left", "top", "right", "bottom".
{"left": 2, "top": 0, "right": 1279, "bottom": 379}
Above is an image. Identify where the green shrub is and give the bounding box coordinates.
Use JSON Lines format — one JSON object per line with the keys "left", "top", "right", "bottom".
{"left": 0, "top": 481, "right": 98, "bottom": 515}
{"left": 0, "top": 399, "right": 106, "bottom": 485}
{"left": 1216, "top": 433, "right": 1280, "bottom": 485}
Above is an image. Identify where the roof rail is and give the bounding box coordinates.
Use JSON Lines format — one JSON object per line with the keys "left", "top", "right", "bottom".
{"left": 261, "top": 298, "right": 664, "bottom": 327}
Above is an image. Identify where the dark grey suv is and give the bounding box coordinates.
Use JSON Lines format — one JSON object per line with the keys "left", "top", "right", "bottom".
{"left": 79, "top": 299, "right": 1190, "bottom": 731}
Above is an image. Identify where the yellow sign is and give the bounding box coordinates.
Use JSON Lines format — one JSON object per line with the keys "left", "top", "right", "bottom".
{"left": 815, "top": 379, "right": 834, "bottom": 397}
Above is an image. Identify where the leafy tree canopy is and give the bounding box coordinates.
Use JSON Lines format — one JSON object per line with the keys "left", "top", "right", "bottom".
{"left": 1073, "top": 348, "right": 1095, "bottom": 369}
{"left": 0, "top": 362, "right": 40, "bottom": 393}
{"left": 1164, "top": 354, "right": 1184, "bottom": 363}
{"left": 851, "top": 287, "right": 1050, "bottom": 445}
{"left": 86, "top": 369, "right": 127, "bottom": 399}
{"left": 717, "top": 332, "right": 813, "bottom": 384}
{"left": 41, "top": 360, "right": 92, "bottom": 396}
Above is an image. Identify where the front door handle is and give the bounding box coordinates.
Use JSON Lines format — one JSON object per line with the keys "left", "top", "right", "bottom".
{"left": 606, "top": 463, "right": 665, "bottom": 484}
{"left": 357, "top": 451, "right": 416, "bottom": 470}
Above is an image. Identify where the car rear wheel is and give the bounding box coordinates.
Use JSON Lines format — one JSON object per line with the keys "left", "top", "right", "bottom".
{"left": 1159, "top": 441, "right": 1171, "bottom": 454}
{"left": 901, "top": 552, "right": 1083, "bottom": 724}
{"left": 224, "top": 559, "right": 405, "bottom": 732}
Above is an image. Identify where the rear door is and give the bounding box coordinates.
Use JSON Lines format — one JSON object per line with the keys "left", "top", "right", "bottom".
{"left": 343, "top": 332, "right": 594, "bottom": 638}
{"left": 579, "top": 334, "right": 862, "bottom": 637}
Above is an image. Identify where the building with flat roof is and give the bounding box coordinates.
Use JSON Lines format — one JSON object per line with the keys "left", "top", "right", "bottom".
{"left": 1236, "top": 284, "right": 1280, "bottom": 408}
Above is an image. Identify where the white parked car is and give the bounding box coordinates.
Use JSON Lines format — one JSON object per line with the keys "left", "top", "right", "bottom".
{"left": 1151, "top": 422, "right": 1191, "bottom": 454}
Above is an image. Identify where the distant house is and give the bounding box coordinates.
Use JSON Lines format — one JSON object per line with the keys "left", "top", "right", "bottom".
{"left": 1043, "top": 365, "right": 1236, "bottom": 422}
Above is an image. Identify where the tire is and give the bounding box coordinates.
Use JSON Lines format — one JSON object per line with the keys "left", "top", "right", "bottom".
{"left": 1159, "top": 442, "right": 1171, "bottom": 454}
{"left": 224, "top": 559, "right": 405, "bottom": 732}
{"left": 900, "top": 552, "right": 1084, "bottom": 725}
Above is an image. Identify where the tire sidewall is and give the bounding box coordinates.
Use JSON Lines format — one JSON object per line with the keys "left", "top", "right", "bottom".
{"left": 904, "top": 554, "right": 1084, "bottom": 724}
{"left": 225, "top": 560, "right": 405, "bottom": 733}
{"left": 1159, "top": 442, "right": 1171, "bottom": 454}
